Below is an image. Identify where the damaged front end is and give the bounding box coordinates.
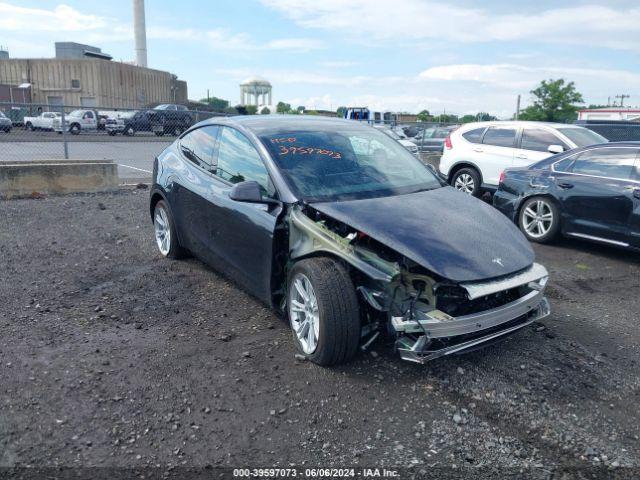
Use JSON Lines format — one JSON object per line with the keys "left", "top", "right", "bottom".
{"left": 287, "top": 204, "right": 550, "bottom": 364}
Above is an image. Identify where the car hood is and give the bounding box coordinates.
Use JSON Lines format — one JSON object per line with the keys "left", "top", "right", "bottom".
{"left": 311, "top": 187, "right": 534, "bottom": 282}
{"left": 399, "top": 139, "right": 417, "bottom": 147}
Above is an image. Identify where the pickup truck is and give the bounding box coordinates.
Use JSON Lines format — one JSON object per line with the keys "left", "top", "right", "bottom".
{"left": 53, "top": 109, "right": 98, "bottom": 135}
{"left": 147, "top": 104, "right": 194, "bottom": 136}
{"left": 24, "top": 112, "right": 61, "bottom": 131}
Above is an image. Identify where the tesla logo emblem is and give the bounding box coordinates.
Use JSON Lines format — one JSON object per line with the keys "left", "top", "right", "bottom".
{"left": 492, "top": 258, "right": 504, "bottom": 267}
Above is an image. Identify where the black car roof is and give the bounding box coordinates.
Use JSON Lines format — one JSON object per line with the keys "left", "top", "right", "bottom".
{"left": 202, "top": 114, "right": 370, "bottom": 135}
{"left": 529, "top": 141, "right": 640, "bottom": 170}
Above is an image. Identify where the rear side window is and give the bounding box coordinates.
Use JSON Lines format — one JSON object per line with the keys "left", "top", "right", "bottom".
{"left": 179, "top": 125, "right": 219, "bottom": 167}
{"left": 521, "top": 128, "right": 568, "bottom": 152}
{"left": 216, "top": 127, "right": 274, "bottom": 195}
{"left": 462, "top": 128, "right": 485, "bottom": 144}
{"left": 571, "top": 148, "right": 638, "bottom": 179}
{"left": 482, "top": 127, "right": 516, "bottom": 148}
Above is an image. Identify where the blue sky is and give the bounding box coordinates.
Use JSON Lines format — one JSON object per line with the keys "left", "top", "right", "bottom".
{"left": 1, "top": 0, "right": 639, "bottom": 117}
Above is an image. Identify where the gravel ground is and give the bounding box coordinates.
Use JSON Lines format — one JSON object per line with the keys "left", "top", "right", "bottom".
{"left": 1, "top": 190, "right": 639, "bottom": 478}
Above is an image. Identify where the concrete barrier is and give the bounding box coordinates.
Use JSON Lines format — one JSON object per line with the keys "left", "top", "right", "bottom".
{"left": 0, "top": 160, "right": 119, "bottom": 199}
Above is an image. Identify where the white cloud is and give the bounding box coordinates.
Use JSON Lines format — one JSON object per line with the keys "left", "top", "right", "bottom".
{"left": 0, "top": 2, "right": 107, "bottom": 31}
{"left": 260, "top": 0, "right": 640, "bottom": 51}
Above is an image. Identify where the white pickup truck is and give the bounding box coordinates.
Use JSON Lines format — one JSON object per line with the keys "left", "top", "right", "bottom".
{"left": 53, "top": 109, "right": 98, "bottom": 135}
{"left": 23, "top": 112, "right": 61, "bottom": 131}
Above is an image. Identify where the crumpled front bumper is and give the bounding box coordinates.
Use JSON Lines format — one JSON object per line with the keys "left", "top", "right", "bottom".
{"left": 392, "top": 263, "right": 550, "bottom": 364}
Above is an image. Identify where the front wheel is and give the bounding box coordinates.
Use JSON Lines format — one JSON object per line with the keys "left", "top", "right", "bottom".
{"left": 287, "top": 258, "right": 360, "bottom": 366}
{"left": 451, "top": 167, "right": 481, "bottom": 197}
{"left": 518, "top": 197, "right": 560, "bottom": 243}
{"left": 69, "top": 124, "right": 80, "bottom": 135}
{"left": 153, "top": 200, "right": 185, "bottom": 259}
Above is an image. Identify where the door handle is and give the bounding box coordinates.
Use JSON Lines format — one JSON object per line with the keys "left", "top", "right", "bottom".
{"left": 633, "top": 187, "right": 640, "bottom": 200}
{"left": 515, "top": 154, "right": 528, "bottom": 159}
{"left": 557, "top": 182, "right": 574, "bottom": 189}
{"left": 473, "top": 147, "right": 483, "bottom": 152}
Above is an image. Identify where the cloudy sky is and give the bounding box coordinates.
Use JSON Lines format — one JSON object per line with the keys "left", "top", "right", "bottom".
{"left": 1, "top": 0, "right": 639, "bottom": 117}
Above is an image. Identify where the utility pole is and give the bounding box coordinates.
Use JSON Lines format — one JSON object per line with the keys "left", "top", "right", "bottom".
{"left": 515, "top": 94, "right": 521, "bottom": 120}
{"left": 615, "top": 94, "right": 630, "bottom": 107}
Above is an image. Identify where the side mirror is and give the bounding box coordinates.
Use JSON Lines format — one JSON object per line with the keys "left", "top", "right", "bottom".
{"left": 548, "top": 144, "right": 564, "bottom": 154}
{"left": 229, "top": 180, "right": 279, "bottom": 205}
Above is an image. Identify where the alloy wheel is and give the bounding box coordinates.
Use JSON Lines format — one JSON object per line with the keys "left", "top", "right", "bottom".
{"left": 289, "top": 273, "right": 320, "bottom": 354}
{"left": 154, "top": 206, "right": 171, "bottom": 256}
{"left": 454, "top": 173, "right": 475, "bottom": 194}
{"left": 522, "top": 199, "right": 553, "bottom": 239}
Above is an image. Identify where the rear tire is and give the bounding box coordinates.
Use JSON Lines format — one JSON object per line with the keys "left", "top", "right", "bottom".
{"left": 287, "top": 258, "right": 360, "bottom": 366}
{"left": 25, "top": 122, "right": 33, "bottom": 131}
{"left": 70, "top": 124, "right": 80, "bottom": 135}
{"left": 451, "top": 167, "right": 481, "bottom": 197}
{"left": 518, "top": 196, "right": 560, "bottom": 243}
{"left": 153, "top": 200, "right": 186, "bottom": 259}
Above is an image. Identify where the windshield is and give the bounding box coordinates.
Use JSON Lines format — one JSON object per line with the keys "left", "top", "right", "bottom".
{"left": 260, "top": 127, "right": 441, "bottom": 202}
{"left": 377, "top": 127, "right": 401, "bottom": 140}
{"left": 558, "top": 127, "right": 608, "bottom": 147}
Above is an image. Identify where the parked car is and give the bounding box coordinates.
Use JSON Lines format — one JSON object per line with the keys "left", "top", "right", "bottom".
{"left": 53, "top": 109, "right": 98, "bottom": 134}
{"left": 494, "top": 142, "right": 640, "bottom": 248}
{"left": 148, "top": 104, "right": 194, "bottom": 136}
{"left": 23, "top": 112, "right": 61, "bottom": 131}
{"left": 150, "top": 116, "right": 550, "bottom": 366}
{"left": 439, "top": 121, "right": 608, "bottom": 197}
{"left": 0, "top": 111, "right": 12, "bottom": 132}
{"left": 105, "top": 111, "right": 146, "bottom": 136}
{"left": 413, "top": 125, "right": 458, "bottom": 152}
{"left": 373, "top": 125, "right": 419, "bottom": 155}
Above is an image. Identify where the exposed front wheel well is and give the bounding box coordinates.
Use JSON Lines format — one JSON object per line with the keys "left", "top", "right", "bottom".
{"left": 149, "top": 192, "right": 164, "bottom": 221}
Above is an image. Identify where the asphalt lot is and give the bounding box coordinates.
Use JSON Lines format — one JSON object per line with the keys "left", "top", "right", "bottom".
{"left": 0, "top": 130, "right": 170, "bottom": 182}
{"left": 1, "top": 189, "right": 639, "bottom": 477}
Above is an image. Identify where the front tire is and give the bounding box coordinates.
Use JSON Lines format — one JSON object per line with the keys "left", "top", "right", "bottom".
{"left": 70, "top": 124, "right": 80, "bottom": 135}
{"left": 451, "top": 167, "right": 481, "bottom": 197}
{"left": 153, "top": 200, "right": 185, "bottom": 259}
{"left": 518, "top": 197, "right": 559, "bottom": 243}
{"left": 287, "top": 258, "right": 360, "bottom": 366}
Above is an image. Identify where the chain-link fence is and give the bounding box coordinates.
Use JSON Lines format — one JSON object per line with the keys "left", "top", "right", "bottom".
{"left": 0, "top": 102, "right": 460, "bottom": 182}
{"left": 0, "top": 101, "right": 231, "bottom": 182}
{"left": 577, "top": 122, "right": 640, "bottom": 142}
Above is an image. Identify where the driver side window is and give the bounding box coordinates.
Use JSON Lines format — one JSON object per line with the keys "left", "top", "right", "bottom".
{"left": 215, "top": 127, "right": 275, "bottom": 196}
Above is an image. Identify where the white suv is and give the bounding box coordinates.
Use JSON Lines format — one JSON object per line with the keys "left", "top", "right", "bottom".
{"left": 439, "top": 121, "right": 607, "bottom": 196}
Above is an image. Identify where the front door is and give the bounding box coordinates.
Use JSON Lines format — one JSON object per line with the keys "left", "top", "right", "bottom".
{"left": 553, "top": 147, "right": 639, "bottom": 245}
{"left": 627, "top": 158, "right": 640, "bottom": 248}
{"left": 203, "top": 126, "right": 281, "bottom": 302}
{"left": 513, "top": 127, "right": 570, "bottom": 167}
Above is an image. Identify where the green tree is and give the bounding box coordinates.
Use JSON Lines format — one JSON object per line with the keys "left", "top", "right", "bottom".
{"left": 417, "top": 109, "right": 432, "bottom": 122}
{"left": 260, "top": 106, "right": 271, "bottom": 114}
{"left": 518, "top": 79, "right": 584, "bottom": 123}
{"left": 336, "top": 106, "right": 347, "bottom": 118}
{"left": 305, "top": 110, "right": 319, "bottom": 116}
{"left": 296, "top": 106, "right": 306, "bottom": 114}
{"left": 245, "top": 105, "right": 258, "bottom": 115}
{"left": 460, "top": 114, "right": 477, "bottom": 123}
{"left": 198, "top": 96, "right": 229, "bottom": 111}
{"left": 276, "top": 101, "right": 292, "bottom": 114}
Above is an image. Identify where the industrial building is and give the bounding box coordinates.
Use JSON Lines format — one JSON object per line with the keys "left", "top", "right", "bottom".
{"left": 0, "top": 42, "right": 187, "bottom": 108}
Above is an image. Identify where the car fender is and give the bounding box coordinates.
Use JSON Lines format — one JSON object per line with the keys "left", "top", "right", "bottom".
{"left": 447, "top": 160, "right": 484, "bottom": 183}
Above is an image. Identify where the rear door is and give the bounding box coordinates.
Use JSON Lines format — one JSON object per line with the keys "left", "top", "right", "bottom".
{"left": 554, "top": 147, "right": 639, "bottom": 244}
{"left": 476, "top": 126, "right": 518, "bottom": 186}
{"left": 515, "top": 127, "right": 570, "bottom": 166}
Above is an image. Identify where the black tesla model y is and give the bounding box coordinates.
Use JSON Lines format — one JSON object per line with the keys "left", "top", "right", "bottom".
{"left": 150, "top": 116, "right": 550, "bottom": 366}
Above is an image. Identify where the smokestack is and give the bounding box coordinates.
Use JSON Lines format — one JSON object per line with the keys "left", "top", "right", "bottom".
{"left": 133, "top": 0, "right": 148, "bottom": 67}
